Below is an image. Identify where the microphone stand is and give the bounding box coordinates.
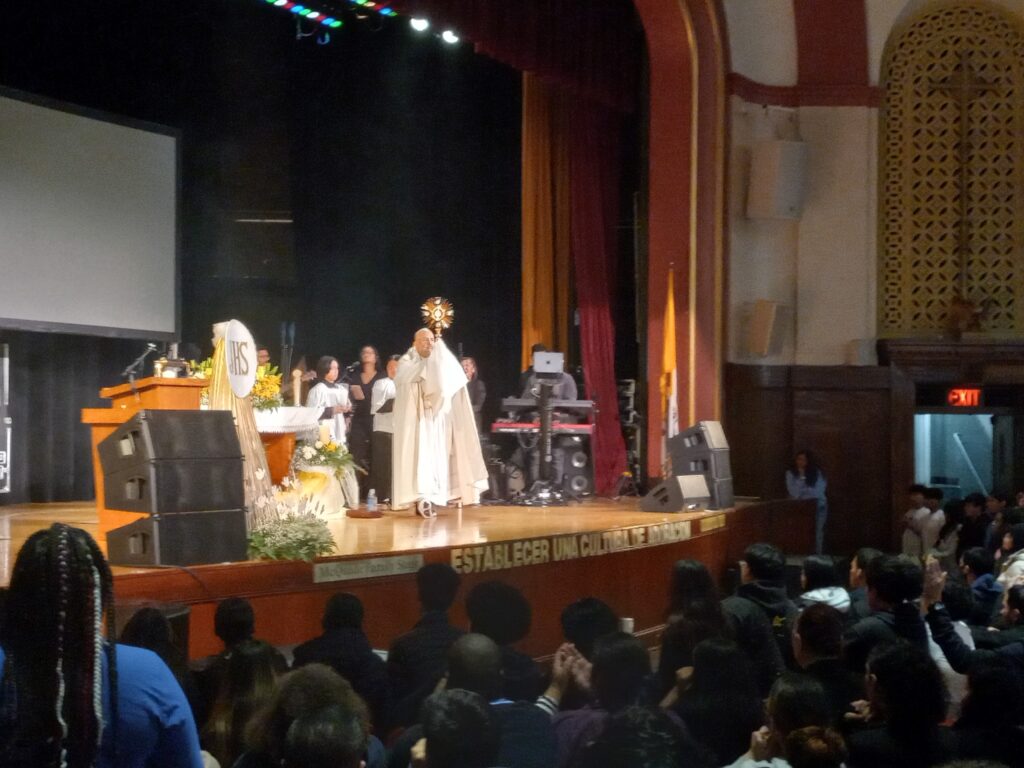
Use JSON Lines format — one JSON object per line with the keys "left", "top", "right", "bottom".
{"left": 122, "top": 344, "right": 158, "bottom": 401}
{"left": 515, "top": 379, "right": 569, "bottom": 507}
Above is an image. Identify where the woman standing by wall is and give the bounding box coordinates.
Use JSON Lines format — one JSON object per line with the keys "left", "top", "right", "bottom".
{"left": 786, "top": 450, "right": 828, "bottom": 555}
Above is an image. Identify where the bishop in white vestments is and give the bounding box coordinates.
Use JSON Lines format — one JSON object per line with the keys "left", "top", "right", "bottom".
{"left": 392, "top": 328, "right": 488, "bottom": 516}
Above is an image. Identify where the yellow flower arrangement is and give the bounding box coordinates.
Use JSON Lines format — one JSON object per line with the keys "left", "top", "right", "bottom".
{"left": 252, "top": 364, "right": 284, "bottom": 411}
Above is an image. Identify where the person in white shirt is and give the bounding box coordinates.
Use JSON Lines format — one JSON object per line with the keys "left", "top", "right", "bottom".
{"left": 902, "top": 483, "right": 931, "bottom": 558}
{"left": 369, "top": 355, "right": 399, "bottom": 505}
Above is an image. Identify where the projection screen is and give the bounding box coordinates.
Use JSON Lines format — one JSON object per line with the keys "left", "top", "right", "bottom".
{"left": 0, "top": 87, "right": 178, "bottom": 339}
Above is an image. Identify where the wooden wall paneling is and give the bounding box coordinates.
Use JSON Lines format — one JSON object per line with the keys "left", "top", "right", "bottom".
{"left": 889, "top": 365, "right": 916, "bottom": 548}
{"left": 792, "top": 386, "right": 892, "bottom": 554}
{"left": 723, "top": 364, "right": 792, "bottom": 499}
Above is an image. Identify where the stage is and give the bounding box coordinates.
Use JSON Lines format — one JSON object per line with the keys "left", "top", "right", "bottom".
{"left": 0, "top": 497, "right": 815, "bottom": 659}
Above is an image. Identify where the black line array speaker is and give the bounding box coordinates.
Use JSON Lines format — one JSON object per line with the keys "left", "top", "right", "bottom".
{"left": 640, "top": 474, "right": 711, "bottom": 513}
{"left": 106, "top": 509, "right": 249, "bottom": 566}
{"left": 667, "top": 420, "right": 734, "bottom": 509}
{"left": 99, "top": 410, "right": 243, "bottom": 514}
{"left": 99, "top": 410, "right": 248, "bottom": 566}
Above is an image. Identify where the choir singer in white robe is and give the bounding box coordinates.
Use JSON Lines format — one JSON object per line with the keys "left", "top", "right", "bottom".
{"left": 392, "top": 328, "right": 489, "bottom": 517}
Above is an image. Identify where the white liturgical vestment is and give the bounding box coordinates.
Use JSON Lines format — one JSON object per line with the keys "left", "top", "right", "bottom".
{"left": 392, "top": 338, "right": 488, "bottom": 507}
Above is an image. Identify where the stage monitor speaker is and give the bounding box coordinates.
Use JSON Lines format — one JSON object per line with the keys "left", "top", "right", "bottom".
{"left": 98, "top": 410, "right": 241, "bottom": 473}
{"left": 106, "top": 509, "right": 248, "bottom": 566}
{"left": 557, "top": 434, "right": 593, "bottom": 497}
{"left": 640, "top": 474, "right": 710, "bottom": 513}
{"left": 746, "top": 140, "right": 808, "bottom": 220}
{"left": 668, "top": 421, "right": 733, "bottom": 509}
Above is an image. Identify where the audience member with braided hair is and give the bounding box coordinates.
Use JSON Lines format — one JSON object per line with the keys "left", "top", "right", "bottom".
{"left": 0, "top": 524, "right": 202, "bottom": 768}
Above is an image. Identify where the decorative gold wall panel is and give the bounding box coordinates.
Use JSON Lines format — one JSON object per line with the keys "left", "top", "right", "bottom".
{"left": 880, "top": 3, "right": 1024, "bottom": 334}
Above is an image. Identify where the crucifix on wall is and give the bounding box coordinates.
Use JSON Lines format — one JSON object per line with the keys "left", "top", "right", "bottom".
{"left": 930, "top": 51, "right": 1000, "bottom": 303}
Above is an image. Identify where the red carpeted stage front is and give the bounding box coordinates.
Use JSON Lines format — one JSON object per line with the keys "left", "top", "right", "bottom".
{"left": 0, "top": 497, "right": 814, "bottom": 658}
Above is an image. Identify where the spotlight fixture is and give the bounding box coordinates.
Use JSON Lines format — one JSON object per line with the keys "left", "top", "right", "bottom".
{"left": 410, "top": 17, "right": 429, "bottom": 32}
{"left": 441, "top": 29, "right": 459, "bottom": 44}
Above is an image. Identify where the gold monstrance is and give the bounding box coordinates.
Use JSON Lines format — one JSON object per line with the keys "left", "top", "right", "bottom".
{"left": 420, "top": 296, "right": 455, "bottom": 338}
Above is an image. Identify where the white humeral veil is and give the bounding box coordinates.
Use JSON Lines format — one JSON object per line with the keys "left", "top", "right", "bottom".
{"left": 392, "top": 338, "right": 488, "bottom": 507}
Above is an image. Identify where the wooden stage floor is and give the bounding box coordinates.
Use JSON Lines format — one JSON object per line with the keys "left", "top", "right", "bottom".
{"left": 0, "top": 497, "right": 705, "bottom": 586}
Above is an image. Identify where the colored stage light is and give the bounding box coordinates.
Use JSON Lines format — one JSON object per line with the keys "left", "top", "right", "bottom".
{"left": 307, "top": 10, "right": 319, "bottom": 17}
{"left": 441, "top": 29, "right": 459, "bottom": 44}
{"left": 299, "top": 8, "right": 311, "bottom": 15}
{"left": 410, "top": 17, "right": 429, "bottom": 31}
{"left": 329, "top": 20, "right": 342, "bottom": 27}
{"left": 274, "top": 0, "right": 288, "bottom": 4}
{"left": 290, "top": 4, "right": 305, "bottom": 12}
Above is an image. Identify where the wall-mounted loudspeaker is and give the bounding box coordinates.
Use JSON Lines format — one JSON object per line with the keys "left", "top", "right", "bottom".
{"left": 746, "top": 140, "right": 808, "bottom": 220}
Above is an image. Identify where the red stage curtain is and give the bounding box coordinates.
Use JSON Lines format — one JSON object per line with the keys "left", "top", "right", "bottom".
{"left": 569, "top": 100, "right": 627, "bottom": 494}
{"left": 402, "top": 0, "right": 640, "bottom": 112}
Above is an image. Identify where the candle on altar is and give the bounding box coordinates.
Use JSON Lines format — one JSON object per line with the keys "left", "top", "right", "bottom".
{"left": 319, "top": 423, "right": 331, "bottom": 445}
{"left": 292, "top": 369, "right": 302, "bottom": 406}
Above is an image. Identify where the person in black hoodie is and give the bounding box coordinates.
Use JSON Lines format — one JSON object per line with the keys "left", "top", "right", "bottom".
{"left": 792, "top": 603, "right": 864, "bottom": 726}
{"left": 292, "top": 593, "right": 391, "bottom": 734}
{"left": 842, "top": 555, "right": 927, "bottom": 673}
{"left": 722, "top": 543, "right": 798, "bottom": 678}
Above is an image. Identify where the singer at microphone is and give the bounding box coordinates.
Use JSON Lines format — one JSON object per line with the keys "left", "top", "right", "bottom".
{"left": 346, "top": 345, "right": 386, "bottom": 499}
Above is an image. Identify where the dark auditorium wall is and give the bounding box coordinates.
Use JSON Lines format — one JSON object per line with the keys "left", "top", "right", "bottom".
{"left": 0, "top": 0, "right": 521, "bottom": 503}
{"left": 724, "top": 364, "right": 895, "bottom": 555}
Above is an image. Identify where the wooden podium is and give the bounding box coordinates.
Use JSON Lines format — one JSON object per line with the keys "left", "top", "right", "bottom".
{"left": 81, "top": 377, "right": 205, "bottom": 545}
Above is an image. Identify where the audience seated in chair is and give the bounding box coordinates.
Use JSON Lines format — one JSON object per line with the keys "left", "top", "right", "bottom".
{"left": 234, "top": 663, "right": 385, "bottom": 768}
{"left": 388, "top": 564, "right": 466, "bottom": 728}
{"left": 466, "top": 580, "right": 544, "bottom": 701}
{"left": 292, "top": 592, "right": 392, "bottom": 734}
{"left": 387, "top": 633, "right": 556, "bottom": 768}
{"left": 411, "top": 689, "right": 500, "bottom": 768}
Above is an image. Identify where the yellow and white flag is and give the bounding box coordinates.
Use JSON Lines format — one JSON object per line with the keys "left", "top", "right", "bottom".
{"left": 662, "top": 268, "right": 679, "bottom": 443}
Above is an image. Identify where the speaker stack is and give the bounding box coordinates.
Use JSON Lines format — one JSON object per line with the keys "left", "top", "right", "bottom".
{"left": 99, "top": 410, "right": 248, "bottom": 566}
{"left": 641, "top": 420, "right": 734, "bottom": 512}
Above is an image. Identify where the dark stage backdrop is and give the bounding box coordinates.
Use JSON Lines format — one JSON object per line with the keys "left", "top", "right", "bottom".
{"left": 0, "top": 0, "right": 520, "bottom": 503}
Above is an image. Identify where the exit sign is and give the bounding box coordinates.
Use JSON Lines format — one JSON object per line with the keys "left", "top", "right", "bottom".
{"left": 947, "top": 387, "right": 983, "bottom": 407}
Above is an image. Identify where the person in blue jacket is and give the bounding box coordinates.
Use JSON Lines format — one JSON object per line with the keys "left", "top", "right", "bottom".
{"left": 0, "top": 524, "right": 203, "bottom": 768}
{"left": 786, "top": 450, "right": 828, "bottom": 554}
